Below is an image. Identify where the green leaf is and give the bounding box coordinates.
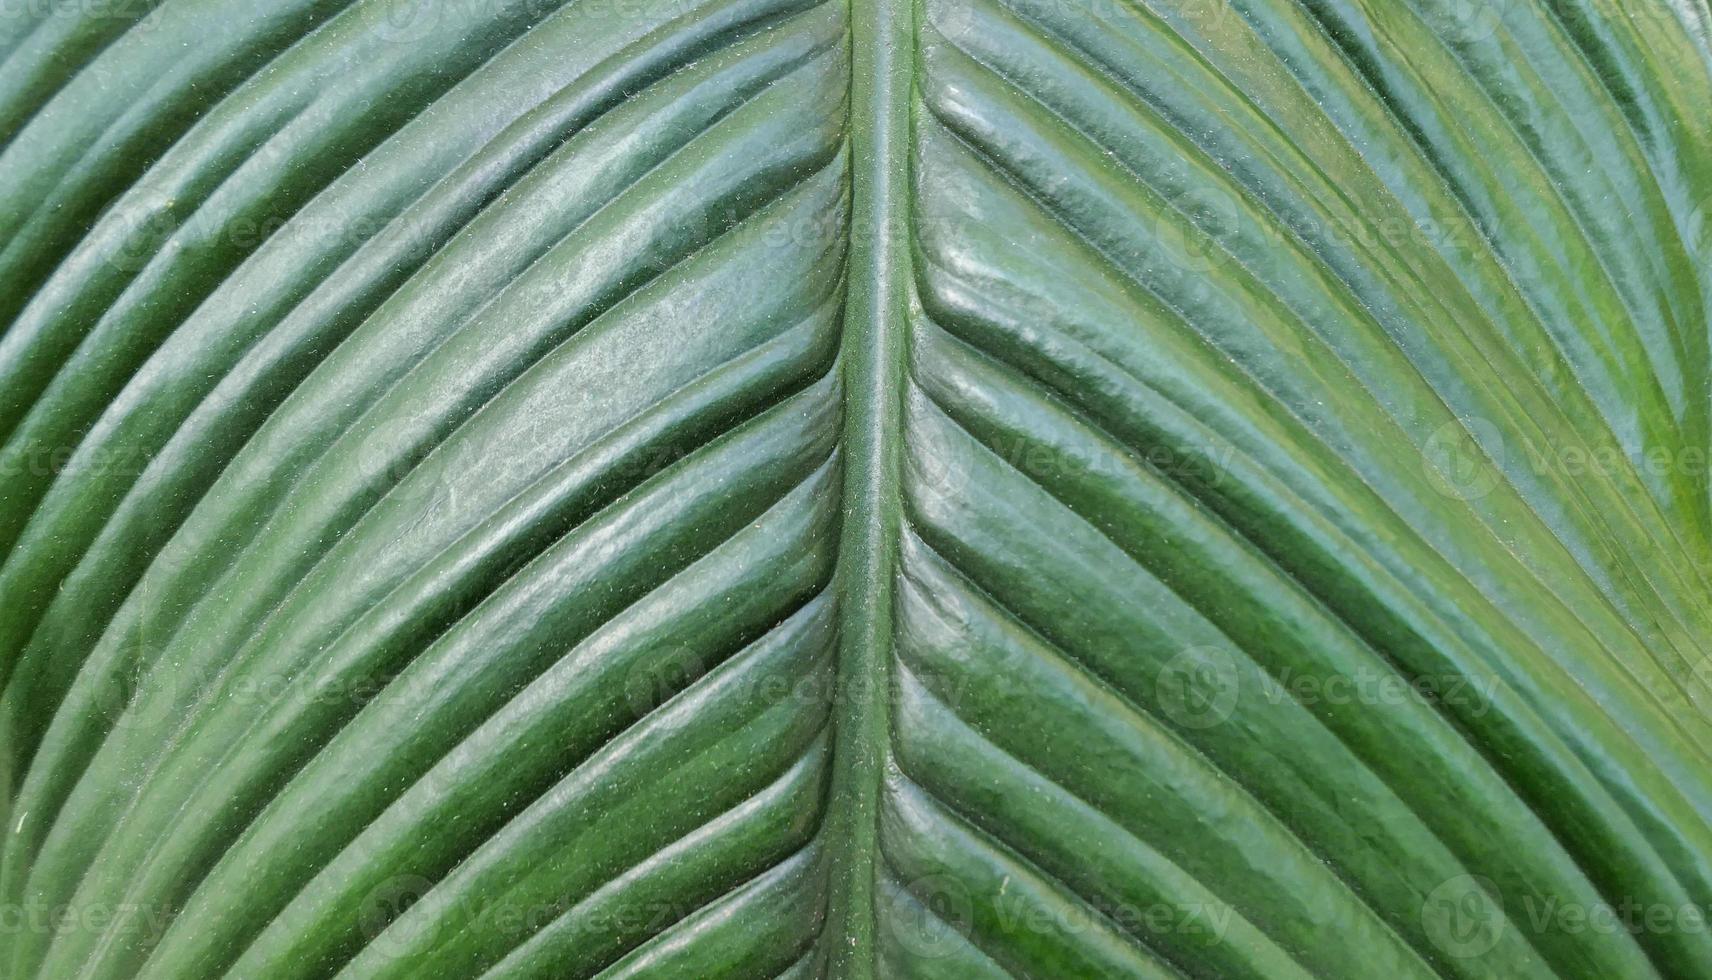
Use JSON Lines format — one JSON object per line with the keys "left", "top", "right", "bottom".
{"left": 2, "top": 0, "right": 1711, "bottom": 977}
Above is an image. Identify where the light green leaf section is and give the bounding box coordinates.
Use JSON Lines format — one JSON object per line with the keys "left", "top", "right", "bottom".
{"left": 1, "top": 0, "right": 1710, "bottom": 977}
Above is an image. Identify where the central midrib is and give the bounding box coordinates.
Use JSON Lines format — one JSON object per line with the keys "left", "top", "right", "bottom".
{"left": 822, "top": 0, "right": 914, "bottom": 972}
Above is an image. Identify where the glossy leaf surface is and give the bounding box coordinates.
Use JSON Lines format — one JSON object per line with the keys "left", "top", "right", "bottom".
{"left": 2, "top": 0, "right": 1711, "bottom": 977}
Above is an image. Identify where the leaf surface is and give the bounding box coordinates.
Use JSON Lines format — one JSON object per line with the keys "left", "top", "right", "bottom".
{"left": 2, "top": 0, "right": 1711, "bottom": 977}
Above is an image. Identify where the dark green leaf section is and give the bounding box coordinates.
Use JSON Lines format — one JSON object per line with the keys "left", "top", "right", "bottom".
{"left": 0, "top": 0, "right": 848, "bottom": 976}
{"left": 879, "top": 0, "right": 1712, "bottom": 977}
{"left": 3, "top": 0, "right": 1712, "bottom": 978}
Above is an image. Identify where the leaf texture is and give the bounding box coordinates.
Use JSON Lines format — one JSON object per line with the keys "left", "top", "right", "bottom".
{"left": 2, "top": 0, "right": 1711, "bottom": 977}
